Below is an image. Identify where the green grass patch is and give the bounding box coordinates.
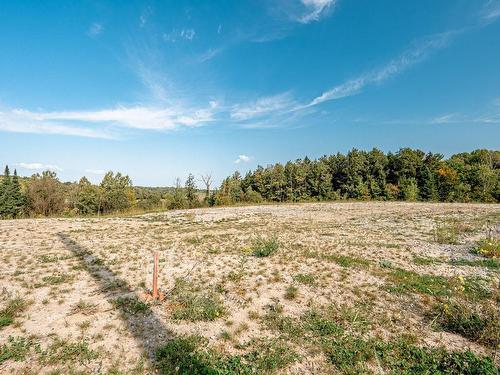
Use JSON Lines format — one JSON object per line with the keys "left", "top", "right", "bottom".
{"left": 385, "top": 268, "right": 492, "bottom": 300}
{"left": 0, "top": 336, "right": 33, "bottom": 364}
{"left": 41, "top": 338, "right": 98, "bottom": 365}
{"left": 0, "top": 297, "right": 28, "bottom": 329}
{"left": 450, "top": 258, "right": 499, "bottom": 269}
{"left": 111, "top": 296, "right": 149, "bottom": 314}
{"left": 322, "top": 334, "right": 497, "bottom": 374}
{"left": 429, "top": 301, "right": 498, "bottom": 347}
{"left": 472, "top": 237, "right": 500, "bottom": 259}
{"left": 251, "top": 236, "right": 279, "bottom": 257}
{"left": 385, "top": 268, "right": 452, "bottom": 296}
{"left": 170, "top": 280, "right": 225, "bottom": 321}
{"left": 41, "top": 273, "right": 73, "bottom": 286}
{"left": 292, "top": 273, "right": 317, "bottom": 286}
{"left": 156, "top": 335, "right": 298, "bottom": 374}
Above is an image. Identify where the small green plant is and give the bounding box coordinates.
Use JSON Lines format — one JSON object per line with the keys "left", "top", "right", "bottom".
{"left": 0, "top": 297, "right": 28, "bottom": 329}
{"left": 112, "top": 296, "right": 149, "bottom": 314}
{"left": 293, "top": 273, "right": 317, "bottom": 286}
{"left": 251, "top": 236, "right": 279, "bottom": 257}
{"left": 284, "top": 285, "right": 298, "bottom": 300}
{"left": 302, "top": 309, "right": 343, "bottom": 337}
{"left": 0, "top": 336, "right": 33, "bottom": 364}
{"left": 42, "top": 274, "right": 73, "bottom": 286}
{"left": 472, "top": 237, "right": 499, "bottom": 258}
{"left": 42, "top": 338, "right": 98, "bottom": 365}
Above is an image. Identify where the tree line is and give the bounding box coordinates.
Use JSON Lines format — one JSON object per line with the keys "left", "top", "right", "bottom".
{"left": 213, "top": 148, "right": 499, "bottom": 204}
{"left": 0, "top": 148, "right": 498, "bottom": 219}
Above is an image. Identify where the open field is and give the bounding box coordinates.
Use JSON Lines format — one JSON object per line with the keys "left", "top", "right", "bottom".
{"left": 1, "top": 202, "right": 499, "bottom": 374}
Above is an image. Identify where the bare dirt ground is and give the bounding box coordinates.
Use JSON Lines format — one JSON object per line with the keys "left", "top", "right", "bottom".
{"left": 0, "top": 202, "right": 499, "bottom": 374}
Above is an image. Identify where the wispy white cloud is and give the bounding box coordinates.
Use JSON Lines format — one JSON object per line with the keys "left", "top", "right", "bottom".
{"left": 87, "top": 23, "right": 103, "bottom": 37}
{"left": 297, "top": 0, "right": 337, "bottom": 23}
{"left": 17, "top": 162, "right": 62, "bottom": 171}
{"left": 163, "top": 28, "right": 196, "bottom": 42}
{"left": 234, "top": 155, "right": 251, "bottom": 164}
{"left": 197, "top": 47, "right": 224, "bottom": 63}
{"left": 230, "top": 92, "right": 296, "bottom": 121}
{"left": 85, "top": 169, "right": 106, "bottom": 175}
{"left": 430, "top": 113, "right": 459, "bottom": 124}
{"left": 0, "top": 103, "right": 217, "bottom": 138}
{"left": 307, "top": 31, "right": 456, "bottom": 107}
{"left": 430, "top": 109, "right": 500, "bottom": 125}
{"left": 18, "top": 106, "right": 215, "bottom": 130}
{"left": 481, "top": 0, "right": 500, "bottom": 21}
{"left": 0, "top": 110, "right": 114, "bottom": 138}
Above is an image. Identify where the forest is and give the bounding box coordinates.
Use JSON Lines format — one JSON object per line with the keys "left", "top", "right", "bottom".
{"left": 1, "top": 148, "right": 499, "bottom": 219}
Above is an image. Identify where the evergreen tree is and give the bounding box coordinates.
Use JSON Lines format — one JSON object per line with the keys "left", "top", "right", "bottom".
{"left": 0, "top": 166, "right": 12, "bottom": 218}
{"left": 419, "top": 166, "right": 438, "bottom": 201}
{"left": 8, "top": 169, "right": 25, "bottom": 218}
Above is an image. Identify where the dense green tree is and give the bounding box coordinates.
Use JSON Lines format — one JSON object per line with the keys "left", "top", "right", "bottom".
{"left": 26, "top": 171, "right": 65, "bottom": 216}
{"left": 100, "top": 172, "right": 134, "bottom": 213}
{"left": 74, "top": 177, "right": 100, "bottom": 215}
{"left": 419, "top": 166, "right": 438, "bottom": 201}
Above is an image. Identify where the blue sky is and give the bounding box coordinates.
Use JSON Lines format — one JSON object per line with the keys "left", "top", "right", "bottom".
{"left": 1, "top": 0, "right": 499, "bottom": 186}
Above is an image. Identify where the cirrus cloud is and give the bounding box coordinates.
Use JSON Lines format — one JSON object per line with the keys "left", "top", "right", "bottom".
{"left": 17, "top": 162, "right": 62, "bottom": 171}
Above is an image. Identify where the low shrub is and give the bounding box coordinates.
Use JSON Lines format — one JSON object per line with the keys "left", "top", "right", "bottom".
{"left": 472, "top": 237, "right": 499, "bottom": 258}
{"left": 429, "top": 301, "right": 498, "bottom": 347}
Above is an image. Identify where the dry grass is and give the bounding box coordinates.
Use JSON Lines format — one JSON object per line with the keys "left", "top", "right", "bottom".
{"left": 0, "top": 202, "right": 498, "bottom": 373}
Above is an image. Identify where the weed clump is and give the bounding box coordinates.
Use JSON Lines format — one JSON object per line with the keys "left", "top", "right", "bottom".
{"left": 284, "top": 285, "right": 298, "bottom": 300}
{"left": 429, "top": 301, "right": 499, "bottom": 347}
{"left": 170, "top": 279, "right": 225, "bottom": 321}
{"left": 433, "top": 218, "right": 471, "bottom": 244}
{"left": 156, "top": 335, "right": 298, "bottom": 374}
{"left": 112, "top": 296, "right": 149, "bottom": 314}
{"left": 0, "top": 297, "right": 28, "bottom": 329}
{"left": 293, "top": 273, "right": 317, "bottom": 286}
{"left": 472, "top": 237, "right": 499, "bottom": 258}
{"left": 251, "top": 236, "right": 279, "bottom": 257}
{"left": 0, "top": 336, "right": 32, "bottom": 364}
